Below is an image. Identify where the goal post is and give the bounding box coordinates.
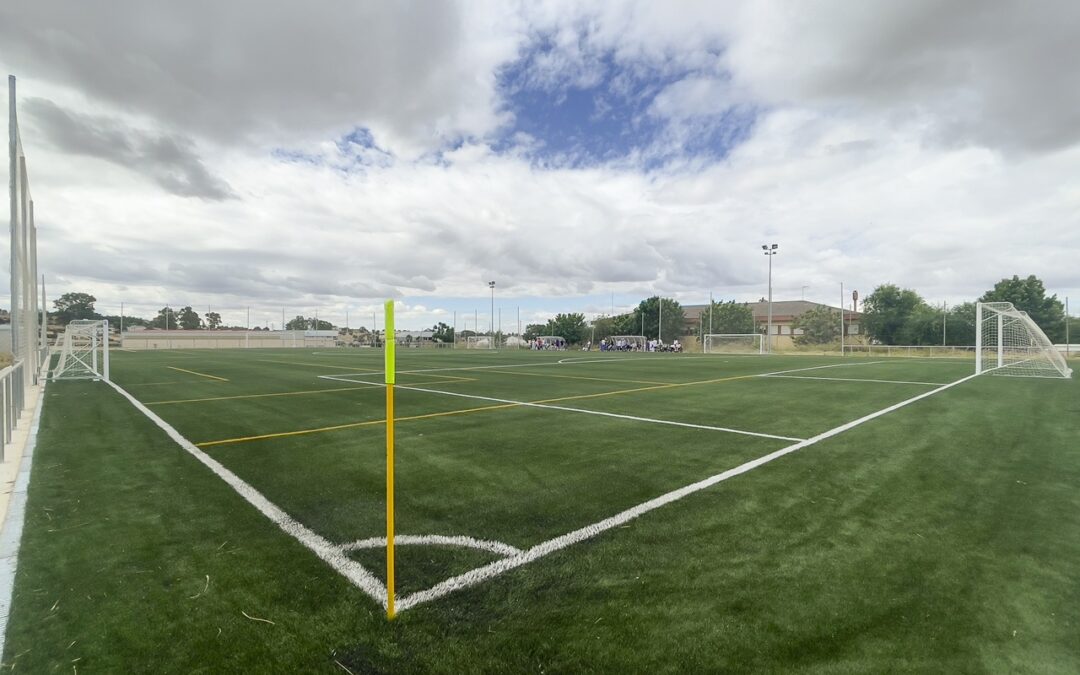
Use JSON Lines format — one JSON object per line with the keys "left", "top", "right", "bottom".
{"left": 975, "top": 302, "right": 1072, "bottom": 378}
{"left": 704, "top": 334, "right": 765, "bottom": 354}
{"left": 51, "top": 320, "right": 110, "bottom": 381}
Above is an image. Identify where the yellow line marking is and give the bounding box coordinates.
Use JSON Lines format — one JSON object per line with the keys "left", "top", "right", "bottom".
{"left": 127, "top": 381, "right": 184, "bottom": 387}
{"left": 483, "top": 369, "right": 671, "bottom": 386}
{"left": 194, "top": 373, "right": 757, "bottom": 448}
{"left": 196, "top": 402, "right": 519, "bottom": 447}
{"left": 146, "top": 377, "right": 476, "bottom": 405}
{"left": 166, "top": 366, "right": 229, "bottom": 382}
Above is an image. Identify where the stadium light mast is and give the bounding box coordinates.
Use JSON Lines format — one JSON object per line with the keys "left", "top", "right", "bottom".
{"left": 488, "top": 281, "right": 495, "bottom": 347}
{"left": 762, "top": 244, "right": 778, "bottom": 352}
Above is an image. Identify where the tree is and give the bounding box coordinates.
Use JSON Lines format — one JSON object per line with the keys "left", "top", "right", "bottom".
{"left": 702, "top": 300, "right": 755, "bottom": 335}
{"left": 52, "top": 292, "right": 99, "bottom": 324}
{"left": 979, "top": 275, "right": 1065, "bottom": 342}
{"left": 285, "top": 315, "right": 308, "bottom": 331}
{"left": 100, "top": 314, "right": 148, "bottom": 329}
{"left": 148, "top": 306, "right": 175, "bottom": 329}
{"left": 545, "top": 313, "right": 587, "bottom": 344}
{"left": 634, "top": 297, "right": 685, "bottom": 342}
{"left": 206, "top": 312, "right": 222, "bottom": 330}
{"left": 861, "top": 284, "right": 927, "bottom": 345}
{"left": 945, "top": 302, "right": 977, "bottom": 346}
{"left": 523, "top": 323, "right": 547, "bottom": 341}
{"left": 792, "top": 305, "right": 840, "bottom": 345}
{"left": 175, "top": 306, "right": 202, "bottom": 330}
{"left": 431, "top": 321, "right": 454, "bottom": 343}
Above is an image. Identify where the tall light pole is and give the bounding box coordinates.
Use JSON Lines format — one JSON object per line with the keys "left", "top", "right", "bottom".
{"left": 762, "top": 244, "right": 778, "bottom": 352}
{"left": 488, "top": 281, "right": 495, "bottom": 348}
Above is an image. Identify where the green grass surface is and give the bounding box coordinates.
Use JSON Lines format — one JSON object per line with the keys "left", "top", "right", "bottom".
{"left": 4, "top": 348, "right": 1078, "bottom": 672}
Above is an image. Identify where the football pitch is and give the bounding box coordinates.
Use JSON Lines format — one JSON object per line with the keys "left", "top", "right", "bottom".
{"left": 6, "top": 348, "right": 1079, "bottom": 672}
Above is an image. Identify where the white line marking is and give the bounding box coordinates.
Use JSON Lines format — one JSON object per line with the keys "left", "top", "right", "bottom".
{"left": 341, "top": 535, "right": 523, "bottom": 557}
{"left": 106, "top": 381, "right": 389, "bottom": 608}
{"left": 395, "top": 370, "right": 981, "bottom": 612}
{"left": 760, "top": 375, "right": 948, "bottom": 386}
{"left": 381, "top": 383, "right": 805, "bottom": 442}
{"left": 762, "top": 361, "right": 889, "bottom": 376}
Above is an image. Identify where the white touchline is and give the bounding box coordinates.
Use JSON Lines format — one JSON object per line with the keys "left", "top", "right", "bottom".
{"left": 760, "top": 375, "right": 948, "bottom": 386}
{"left": 340, "top": 535, "right": 523, "bottom": 557}
{"left": 106, "top": 381, "right": 390, "bottom": 608}
{"left": 394, "top": 370, "right": 981, "bottom": 612}
{"left": 377, "top": 383, "right": 806, "bottom": 443}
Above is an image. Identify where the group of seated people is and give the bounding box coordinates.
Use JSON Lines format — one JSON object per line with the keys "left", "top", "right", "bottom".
{"left": 596, "top": 338, "right": 682, "bottom": 352}
{"left": 530, "top": 338, "right": 566, "bottom": 351}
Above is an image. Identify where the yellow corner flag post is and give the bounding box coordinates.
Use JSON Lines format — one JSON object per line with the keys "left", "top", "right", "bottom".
{"left": 384, "top": 299, "right": 396, "bottom": 620}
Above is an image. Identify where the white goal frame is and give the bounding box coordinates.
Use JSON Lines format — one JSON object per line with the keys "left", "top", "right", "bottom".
{"left": 703, "top": 333, "right": 765, "bottom": 354}
{"left": 51, "top": 320, "right": 110, "bottom": 381}
{"left": 975, "top": 302, "right": 1071, "bottom": 378}
{"left": 465, "top": 335, "right": 497, "bottom": 350}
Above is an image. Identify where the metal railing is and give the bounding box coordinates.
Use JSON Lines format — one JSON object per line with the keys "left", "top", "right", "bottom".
{"left": 842, "top": 345, "right": 977, "bottom": 358}
{"left": 0, "top": 360, "right": 26, "bottom": 458}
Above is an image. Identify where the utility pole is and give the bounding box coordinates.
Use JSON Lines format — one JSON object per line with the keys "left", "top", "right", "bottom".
{"left": 762, "top": 244, "right": 778, "bottom": 352}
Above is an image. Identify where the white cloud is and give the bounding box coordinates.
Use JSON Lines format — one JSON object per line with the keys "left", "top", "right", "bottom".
{"left": 2, "top": 0, "right": 1079, "bottom": 330}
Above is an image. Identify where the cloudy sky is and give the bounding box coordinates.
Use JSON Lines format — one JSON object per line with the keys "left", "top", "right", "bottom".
{"left": 3, "top": 0, "right": 1079, "bottom": 330}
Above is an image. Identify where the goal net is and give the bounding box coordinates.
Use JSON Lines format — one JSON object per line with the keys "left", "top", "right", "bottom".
{"left": 605, "top": 335, "right": 646, "bottom": 352}
{"left": 976, "top": 302, "right": 1071, "bottom": 378}
{"left": 704, "top": 334, "right": 765, "bottom": 354}
{"left": 51, "top": 320, "right": 110, "bottom": 381}
{"left": 465, "top": 336, "right": 497, "bottom": 349}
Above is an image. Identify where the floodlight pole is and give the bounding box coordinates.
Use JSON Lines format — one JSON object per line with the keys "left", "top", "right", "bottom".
{"left": 9, "top": 76, "right": 17, "bottom": 364}
{"left": 762, "top": 244, "right": 778, "bottom": 352}
{"left": 840, "top": 282, "right": 845, "bottom": 356}
{"left": 943, "top": 301, "right": 947, "bottom": 347}
{"left": 489, "top": 281, "right": 495, "bottom": 349}
{"left": 1066, "top": 297, "right": 1070, "bottom": 359}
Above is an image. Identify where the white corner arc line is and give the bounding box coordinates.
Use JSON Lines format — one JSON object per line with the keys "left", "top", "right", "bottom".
{"left": 760, "top": 375, "right": 948, "bottom": 386}
{"left": 341, "top": 535, "right": 523, "bottom": 557}
{"left": 106, "top": 381, "right": 389, "bottom": 608}
{"left": 395, "top": 370, "right": 981, "bottom": 612}
{"left": 395, "top": 384, "right": 804, "bottom": 442}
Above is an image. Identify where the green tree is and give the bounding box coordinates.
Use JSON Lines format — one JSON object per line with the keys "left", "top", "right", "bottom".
{"left": 945, "top": 302, "right": 977, "bottom": 346}
{"left": 792, "top": 305, "right": 840, "bottom": 345}
{"left": 702, "top": 300, "right": 755, "bottom": 335}
{"left": 545, "top": 313, "right": 587, "bottom": 344}
{"left": 431, "top": 321, "right": 454, "bottom": 343}
{"left": 205, "top": 312, "right": 222, "bottom": 330}
{"left": 861, "top": 284, "right": 927, "bottom": 345}
{"left": 634, "top": 297, "right": 685, "bottom": 342}
{"left": 52, "top": 292, "right": 99, "bottom": 324}
{"left": 175, "top": 306, "right": 202, "bottom": 330}
{"left": 100, "top": 314, "right": 148, "bottom": 330}
{"left": 285, "top": 315, "right": 307, "bottom": 331}
{"left": 148, "top": 306, "right": 175, "bottom": 329}
{"left": 979, "top": 275, "right": 1065, "bottom": 342}
{"left": 284, "top": 316, "right": 333, "bottom": 331}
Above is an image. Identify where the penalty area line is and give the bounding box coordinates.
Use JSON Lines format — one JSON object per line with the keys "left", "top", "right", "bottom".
{"left": 396, "top": 370, "right": 981, "bottom": 612}
{"left": 166, "top": 366, "right": 229, "bottom": 382}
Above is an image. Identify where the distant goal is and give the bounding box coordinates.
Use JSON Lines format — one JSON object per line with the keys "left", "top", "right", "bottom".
{"left": 465, "top": 336, "right": 497, "bottom": 350}
{"left": 51, "top": 320, "right": 110, "bottom": 381}
{"left": 703, "top": 334, "right": 765, "bottom": 355}
{"left": 976, "top": 302, "right": 1072, "bottom": 378}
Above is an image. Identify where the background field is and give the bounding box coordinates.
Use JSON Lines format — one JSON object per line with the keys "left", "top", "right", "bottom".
{"left": 4, "top": 348, "right": 1079, "bottom": 672}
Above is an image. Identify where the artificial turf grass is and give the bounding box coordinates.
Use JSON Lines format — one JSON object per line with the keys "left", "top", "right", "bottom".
{"left": 6, "top": 352, "right": 1078, "bottom": 672}
{"left": 1, "top": 381, "right": 397, "bottom": 673}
